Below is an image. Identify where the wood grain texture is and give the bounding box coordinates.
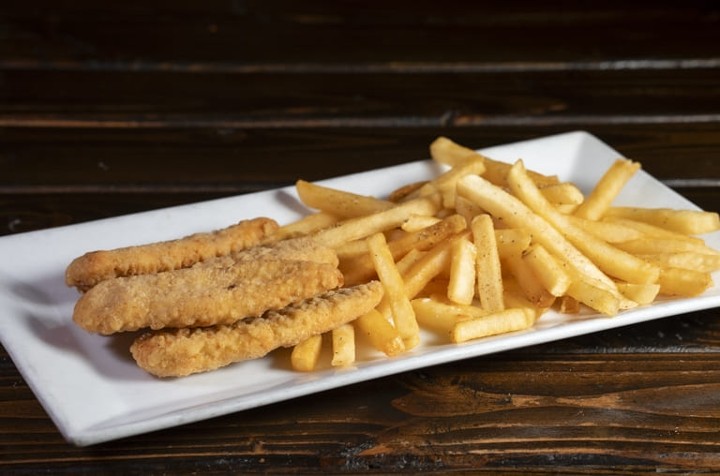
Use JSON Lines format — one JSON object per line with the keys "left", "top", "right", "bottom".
{"left": 1, "top": 0, "right": 719, "bottom": 473}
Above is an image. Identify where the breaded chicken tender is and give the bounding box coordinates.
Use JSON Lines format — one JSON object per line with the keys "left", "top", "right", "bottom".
{"left": 130, "top": 281, "right": 384, "bottom": 377}
{"left": 66, "top": 217, "right": 279, "bottom": 290}
{"left": 73, "top": 259, "right": 343, "bottom": 334}
{"left": 198, "top": 236, "right": 338, "bottom": 269}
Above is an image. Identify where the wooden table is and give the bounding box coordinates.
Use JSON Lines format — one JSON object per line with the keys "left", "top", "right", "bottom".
{"left": 2, "top": 1, "right": 719, "bottom": 473}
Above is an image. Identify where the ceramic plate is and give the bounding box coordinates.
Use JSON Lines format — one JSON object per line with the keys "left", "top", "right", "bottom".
{"left": 1, "top": 131, "right": 718, "bottom": 446}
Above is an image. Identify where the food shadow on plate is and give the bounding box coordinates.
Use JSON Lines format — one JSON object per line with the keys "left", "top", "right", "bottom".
{"left": 10, "top": 270, "right": 77, "bottom": 307}
{"left": 273, "top": 189, "right": 313, "bottom": 217}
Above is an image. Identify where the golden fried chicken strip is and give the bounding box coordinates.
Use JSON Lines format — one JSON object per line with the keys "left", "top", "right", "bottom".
{"left": 65, "top": 217, "right": 279, "bottom": 290}
{"left": 199, "top": 236, "right": 339, "bottom": 269}
{"left": 130, "top": 281, "right": 384, "bottom": 377}
{"left": 73, "top": 259, "right": 343, "bottom": 335}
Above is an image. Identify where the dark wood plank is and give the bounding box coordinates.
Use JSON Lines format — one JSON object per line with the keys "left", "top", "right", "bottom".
{"left": 2, "top": 343, "right": 719, "bottom": 473}
{"left": 2, "top": 68, "right": 719, "bottom": 121}
{"left": 2, "top": 125, "right": 720, "bottom": 190}
{"left": 1, "top": 1, "right": 719, "bottom": 66}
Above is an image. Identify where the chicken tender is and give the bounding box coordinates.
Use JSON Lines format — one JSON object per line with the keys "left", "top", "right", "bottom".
{"left": 73, "top": 259, "right": 343, "bottom": 334}
{"left": 199, "top": 236, "right": 338, "bottom": 269}
{"left": 66, "top": 217, "right": 279, "bottom": 290}
{"left": 130, "top": 281, "right": 384, "bottom": 377}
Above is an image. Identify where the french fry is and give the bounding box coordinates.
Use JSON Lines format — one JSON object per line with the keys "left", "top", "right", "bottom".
{"left": 565, "top": 277, "right": 622, "bottom": 316}
{"left": 291, "top": 334, "right": 324, "bottom": 372}
{"left": 405, "top": 156, "right": 486, "bottom": 208}
{"left": 403, "top": 232, "right": 469, "bottom": 299}
{"left": 430, "top": 136, "right": 480, "bottom": 167}
{"left": 613, "top": 238, "right": 720, "bottom": 257}
{"left": 331, "top": 324, "right": 356, "bottom": 367}
{"left": 637, "top": 252, "right": 720, "bottom": 273}
{"left": 506, "top": 160, "right": 660, "bottom": 285}
{"left": 539, "top": 182, "right": 585, "bottom": 207}
{"left": 367, "top": 232, "right": 420, "bottom": 348}
{"left": 601, "top": 216, "right": 705, "bottom": 244}
{"left": 412, "top": 298, "right": 486, "bottom": 334}
{"left": 451, "top": 308, "right": 532, "bottom": 343}
{"left": 503, "top": 253, "right": 556, "bottom": 308}
{"left": 472, "top": 214, "right": 505, "bottom": 312}
{"left": 557, "top": 295, "right": 581, "bottom": 314}
{"left": 401, "top": 214, "right": 441, "bottom": 232}
{"left": 296, "top": 179, "right": 394, "bottom": 219}
{"left": 430, "top": 136, "right": 558, "bottom": 187}
{"left": 605, "top": 207, "right": 720, "bottom": 235}
{"left": 457, "top": 173, "right": 618, "bottom": 295}
{"left": 275, "top": 212, "right": 338, "bottom": 239}
{"left": 314, "top": 194, "right": 442, "bottom": 248}
{"left": 388, "top": 180, "right": 427, "bottom": 202}
{"left": 573, "top": 158, "right": 641, "bottom": 220}
{"left": 503, "top": 278, "right": 547, "bottom": 322}
{"left": 455, "top": 195, "right": 486, "bottom": 224}
{"left": 495, "top": 228, "right": 532, "bottom": 259}
{"left": 566, "top": 215, "right": 646, "bottom": 243}
{"left": 354, "top": 309, "right": 405, "bottom": 356}
{"left": 616, "top": 282, "right": 660, "bottom": 305}
{"left": 657, "top": 267, "right": 713, "bottom": 297}
{"left": 447, "top": 235, "right": 477, "bottom": 305}
{"left": 522, "top": 243, "right": 571, "bottom": 297}
{"left": 341, "top": 214, "right": 467, "bottom": 286}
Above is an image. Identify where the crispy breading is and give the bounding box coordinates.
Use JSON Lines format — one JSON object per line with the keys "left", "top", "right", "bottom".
{"left": 130, "top": 281, "right": 384, "bottom": 377}
{"left": 65, "top": 217, "right": 279, "bottom": 290}
{"left": 73, "top": 259, "right": 343, "bottom": 335}
{"left": 198, "top": 236, "right": 338, "bottom": 269}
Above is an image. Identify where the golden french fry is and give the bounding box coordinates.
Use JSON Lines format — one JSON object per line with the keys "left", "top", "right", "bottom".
{"left": 557, "top": 295, "right": 581, "bottom": 314}
{"left": 495, "top": 228, "right": 532, "bottom": 259}
{"left": 314, "top": 194, "right": 442, "bottom": 248}
{"left": 275, "top": 212, "right": 338, "bottom": 239}
{"left": 574, "top": 158, "right": 641, "bottom": 220}
{"left": 522, "top": 243, "right": 571, "bottom": 297}
{"left": 503, "top": 278, "right": 546, "bottom": 323}
{"left": 566, "top": 215, "right": 645, "bottom": 243}
{"left": 605, "top": 207, "right": 720, "bottom": 235}
{"left": 637, "top": 252, "right": 720, "bottom": 273}
{"left": 657, "top": 267, "right": 713, "bottom": 297}
{"left": 405, "top": 156, "right": 486, "bottom": 208}
{"left": 430, "top": 136, "right": 479, "bottom": 167}
{"left": 401, "top": 214, "right": 441, "bottom": 232}
{"left": 539, "top": 182, "right": 585, "bottom": 206}
{"left": 341, "top": 214, "right": 467, "bottom": 286}
{"left": 354, "top": 309, "right": 405, "bottom": 356}
{"left": 330, "top": 324, "right": 355, "bottom": 367}
{"left": 615, "top": 282, "right": 660, "bottom": 305}
{"left": 613, "top": 238, "right": 720, "bottom": 257}
{"left": 565, "top": 277, "right": 623, "bottom": 316}
{"left": 403, "top": 232, "right": 469, "bottom": 299}
{"left": 447, "top": 235, "right": 477, "bottom": 305}
{"left": 451, "top": 308, "right": 532, "bottom": 343}
{"left": 454, "top": 195, "right": 486, "bottom": 224}
{"left": 388, "top": 180, "right": 427, "bottom": 202}
{"left": 429, "top": 136, "right": 558, "bottom": 187}
{"left": 472, "top": 214, "right": 504, "bottom": 312}
{"left": 503, "top": 253, "right": 556, "bottom": 308}
{"left": 506, "top": 160, "right": 660, "bottom": 285}
{"left": 457, "top": 173, "right": 617, "bottom": 294}
{"left": 291, "top": 334, "right": 323, "bottom": 372}
{"left": 602, "top": 217, "right": 705, "bottom": 245}
{"left": 296, "top": 179, "right": 394, "bottom": 219}
{"left": 367, "top": 232, "right": 420, "bottom": 348}
{"left": 411, "top": 298, "right": 486, "bottom": 334}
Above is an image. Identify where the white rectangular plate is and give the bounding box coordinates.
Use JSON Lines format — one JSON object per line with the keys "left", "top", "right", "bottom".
{"left": 1, "top": 131, "right": 718, "bottom": 446}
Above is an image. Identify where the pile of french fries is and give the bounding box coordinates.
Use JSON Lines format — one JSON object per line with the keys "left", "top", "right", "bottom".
{"left": 278, "top": 137, "right": 720, "bottom": 371}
